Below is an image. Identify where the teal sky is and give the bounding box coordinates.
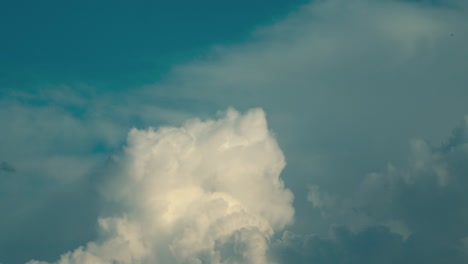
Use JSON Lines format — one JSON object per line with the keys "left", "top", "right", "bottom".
{"left": 0, "top": 0, "right": 308, "bottom": 90}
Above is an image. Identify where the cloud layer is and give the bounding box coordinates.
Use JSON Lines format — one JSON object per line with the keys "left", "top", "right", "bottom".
{"left": 27, "top": 108, "right": 294, "bottom": 264}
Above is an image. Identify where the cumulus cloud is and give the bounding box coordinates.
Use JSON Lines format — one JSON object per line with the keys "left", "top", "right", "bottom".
{"left": 27, "top": 108, "right": 294, "bottom": 264}
{"left": 0, "top": 86, "right": 200, "bottom": 263}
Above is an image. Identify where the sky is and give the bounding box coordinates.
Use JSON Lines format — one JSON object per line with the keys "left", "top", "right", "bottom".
{"left": 1, "top": 0, "right": 468, "bottom": 263}
{"left": 0, "top": 0, "right": 308, "bottom": 89}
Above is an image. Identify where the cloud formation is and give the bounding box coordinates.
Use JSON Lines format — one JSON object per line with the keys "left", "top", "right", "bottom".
{"left": 27, "top": 108, "right": 294, "bottom": 264}
{"left": 271, "top": 116, "right": 468, "bottom": 263}
{"left": 144, "top": 0, "right": 468, "bottom": 242}
{"left": 2, "top": 0, "right": 468, "bottom": 263}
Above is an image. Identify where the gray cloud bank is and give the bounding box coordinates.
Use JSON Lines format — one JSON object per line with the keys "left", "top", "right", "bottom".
{"left": 272, "top": 116, "right": 468, "bottom": 263}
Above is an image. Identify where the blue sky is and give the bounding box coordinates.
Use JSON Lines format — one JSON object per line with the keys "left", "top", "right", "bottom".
{"left": 1, "top": 0, "right": 468, "bottom": 263}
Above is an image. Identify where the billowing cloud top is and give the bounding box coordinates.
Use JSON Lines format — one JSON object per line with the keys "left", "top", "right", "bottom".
{"left": 27, "top": 108, "right": 294, "bottom": 264}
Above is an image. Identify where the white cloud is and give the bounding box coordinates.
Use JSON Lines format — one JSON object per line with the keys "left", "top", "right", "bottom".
{"left": 27, "top": 108, "right": 294, "bottom": 264}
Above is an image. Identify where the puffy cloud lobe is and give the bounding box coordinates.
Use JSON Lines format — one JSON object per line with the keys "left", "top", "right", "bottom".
{"left": 352, "top": 117, "right": 468, "bottom": 238}
{"left": 28, "top": 108, "right": 294, "bottom": 264}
